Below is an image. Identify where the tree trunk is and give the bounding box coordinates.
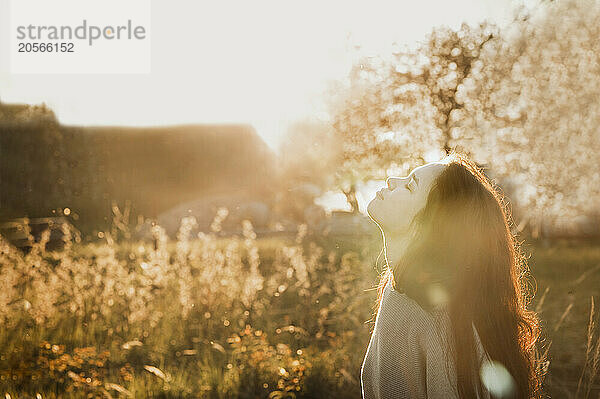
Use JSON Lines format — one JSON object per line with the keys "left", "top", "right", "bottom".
{"left": 343, "top": 184, "right": 360, "bottom": 214}
{"left": 443, "top": 118, "right": 452, "bottom": 154}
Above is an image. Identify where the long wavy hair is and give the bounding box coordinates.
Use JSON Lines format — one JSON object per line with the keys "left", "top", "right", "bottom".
{"left": 374, "top": 152, "right": 544, "bottom": 398}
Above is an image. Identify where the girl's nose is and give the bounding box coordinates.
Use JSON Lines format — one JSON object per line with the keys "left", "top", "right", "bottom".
{"left": 386, "top": 177, "right": 402, "bottom": 191}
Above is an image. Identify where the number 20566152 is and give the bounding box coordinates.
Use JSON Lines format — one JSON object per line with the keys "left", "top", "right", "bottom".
{"left": 18, "top": 42, "right": 75, "bottom": 53}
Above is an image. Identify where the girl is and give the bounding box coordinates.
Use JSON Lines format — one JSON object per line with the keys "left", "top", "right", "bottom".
{"left": 361, "top": 153, "right": 544, "bottom": 398}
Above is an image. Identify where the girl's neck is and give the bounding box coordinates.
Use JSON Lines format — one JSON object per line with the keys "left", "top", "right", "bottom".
{"left": 383, "top": 231, "right": 410, "bottom": 272}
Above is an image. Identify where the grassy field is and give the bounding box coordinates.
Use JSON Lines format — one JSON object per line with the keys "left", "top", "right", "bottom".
{"left": 0, "top": 218, "right": 599, "bottom": 398}
{"left": 526, "top": 240, "right": 600, "bottom": 398}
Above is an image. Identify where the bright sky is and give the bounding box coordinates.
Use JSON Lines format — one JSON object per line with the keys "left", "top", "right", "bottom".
{"left": 0, "top": 0, "right": 515, "bottom": 153}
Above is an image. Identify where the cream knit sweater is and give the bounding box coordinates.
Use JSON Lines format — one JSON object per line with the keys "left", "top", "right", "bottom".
{"left": 361, "top": 280, "right": 491, "bottom": 399}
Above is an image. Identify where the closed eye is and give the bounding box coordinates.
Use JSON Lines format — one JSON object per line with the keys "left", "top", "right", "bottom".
{"left": 405, "top": 175, "right": 418, "bottom": 192}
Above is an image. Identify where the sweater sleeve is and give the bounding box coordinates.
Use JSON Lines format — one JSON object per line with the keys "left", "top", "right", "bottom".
{"left": 362, "top": 284, "right": 459, "bottom": 399}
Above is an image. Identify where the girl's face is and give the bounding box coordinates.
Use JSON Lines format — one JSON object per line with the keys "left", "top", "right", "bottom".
{"left": 367, "top": 162, "right": 447, "bottom": 234}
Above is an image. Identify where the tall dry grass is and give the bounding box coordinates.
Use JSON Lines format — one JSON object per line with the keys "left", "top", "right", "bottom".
{"left": 0, "top": 212, "right": 378, "bottom": 398}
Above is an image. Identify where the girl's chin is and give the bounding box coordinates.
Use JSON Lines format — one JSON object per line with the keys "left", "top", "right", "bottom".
{"left": 366, "top": 204, "right": 386, "bottom": 232}
{"left": 366, "top": 200, "right": 379, "bottom": 220}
